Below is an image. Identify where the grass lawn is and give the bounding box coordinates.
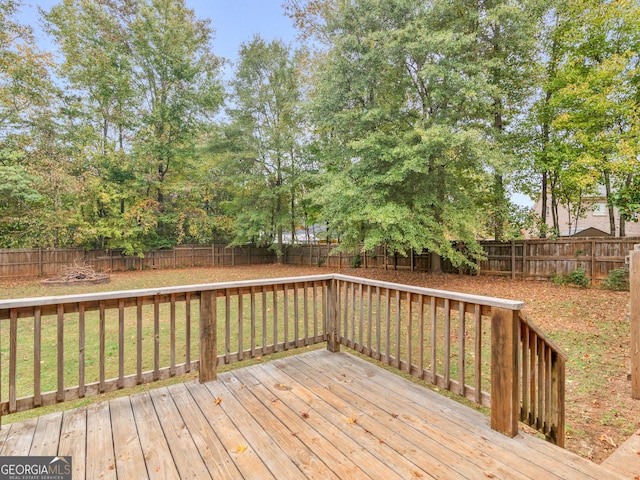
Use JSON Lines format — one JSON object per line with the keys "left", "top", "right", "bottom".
{"left": 0, "top": 264, "right": 635, "bottom": 464}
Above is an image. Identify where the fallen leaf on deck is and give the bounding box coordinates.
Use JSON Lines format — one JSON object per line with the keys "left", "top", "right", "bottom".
{"left": 483, "top": 472, "right": 494, "bottom": 478}
{"left": 347, "top": 417, "right": 357, "bottom": 424}
{"left": 235, "top": 445, "right": 247, "bottom": 453}
{"left": 215, "top": 396, "right": 222, "bottom": 405}
{"left": 301, "top": 411, "right": 310, "bottom": 419}
{"left": 411, "top": 471, "right": 423, "bottom": 478}
{"left": 391, "top": 413, "right": 398, "bottom": 418}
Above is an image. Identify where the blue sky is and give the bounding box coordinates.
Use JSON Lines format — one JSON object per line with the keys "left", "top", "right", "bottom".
{"left": 18, "top": 0, "right": 299, "bottom": 78}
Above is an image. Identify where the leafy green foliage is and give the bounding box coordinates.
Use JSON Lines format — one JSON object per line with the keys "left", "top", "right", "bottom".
{"left": 550, "top": 268, "right": 590, "bottom": 288}
{"left": 602, "top": 267, "right": 629, "bottom": 292}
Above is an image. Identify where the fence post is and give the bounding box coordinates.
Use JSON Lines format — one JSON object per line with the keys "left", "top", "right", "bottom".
{"left": 199, "top": 290, "right": 218, "bottom": 382}
{"left": 326, "top": 279, "right": 340, "bottom": 353}
{"left": 631, "top": 245, "right": 640, "bottom": 399}
{"left": 491, "top": 306, "right": 520, "bottom": 437}
{"left": 511, "top": 239, "right": 516, "bottom": 280}
{"left": 591, "top": 240, "right": 596, "bottom": 285}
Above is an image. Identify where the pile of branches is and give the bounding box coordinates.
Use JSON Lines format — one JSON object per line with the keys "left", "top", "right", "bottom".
{"left": 53, "top": 261, "right": 104, "bottom": 281}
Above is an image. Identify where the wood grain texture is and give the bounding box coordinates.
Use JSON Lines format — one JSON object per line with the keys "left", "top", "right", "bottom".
{"left": 0, "top": 349, "right": 611, "bottom": 480}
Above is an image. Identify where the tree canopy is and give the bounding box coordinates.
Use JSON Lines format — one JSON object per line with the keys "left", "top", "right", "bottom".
{"left": 1, "top": 0, "right": 639, "bottom": 267}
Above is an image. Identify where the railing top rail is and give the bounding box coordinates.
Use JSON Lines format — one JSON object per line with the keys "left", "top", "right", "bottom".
{"left": 0, "top": 274, "right": 337, "bottom": 310}
{"left": 333, "top": 274, "right": 525, "bottom": 310}
{"left": 0, "top": 273, "right": 524, "bottom": 311}
{"left": 519, "top": 311, "right": 568, "bottom": 360}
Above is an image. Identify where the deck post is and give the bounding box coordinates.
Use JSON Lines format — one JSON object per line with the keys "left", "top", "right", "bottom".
{"left": 631, "top": 245, "right": 640, "bottom": 399}
{"left": 491, "top": 306, "right": 519, "bottom": 438}
{"left": 199, "top": 290, "right": 218, "bottom": 382}
{"left": 327, "top": 279, "right": 340, "bottom": 352}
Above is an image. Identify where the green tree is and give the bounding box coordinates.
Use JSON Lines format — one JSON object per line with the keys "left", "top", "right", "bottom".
{"left": 287, "top": 0, "right": 493, "bottom": 270}
{"left": 45, "top": 0, "right": 224, "bottom": 252}
{"left": 217, "top": 36, "right": 305, "bottom": 261}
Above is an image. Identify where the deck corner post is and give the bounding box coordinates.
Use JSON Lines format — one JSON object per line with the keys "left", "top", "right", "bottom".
{"left": 327, "top": 279, "right": 340, "bottom": 353}
{"left": 199, "top": 290, "right": 217, "bottom": 382}
{"left": 630, "top": 244, "right": 640, "bottom": 399}
{"left": 491, "top": 306, "right": 519, "bottom": 438}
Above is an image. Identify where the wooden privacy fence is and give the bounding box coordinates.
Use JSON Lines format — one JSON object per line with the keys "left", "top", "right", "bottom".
{"left": 0, "top": 274, "right": 566, "bottom": 446}
{"left": 480, "top": 238, "right": 639, "bottom": 284}
{"left": 0, "top": 245, "right": 276, "bottom": 279}
{"left": 0, "top": 238, "right": 637, "bottom": 282}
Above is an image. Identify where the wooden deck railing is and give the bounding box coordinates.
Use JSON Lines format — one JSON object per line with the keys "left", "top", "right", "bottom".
{"left": 0, "top": 274, "right": 565, "bottom": 446}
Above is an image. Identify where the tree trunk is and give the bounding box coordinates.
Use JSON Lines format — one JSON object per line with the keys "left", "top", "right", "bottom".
{"left": 604, "top": 172, "right": 616, "bottom": 235}
{"left": 541, "top": 171, "right": 548, "bottom": 238}
{"left": 430, "top": 251, "right": 442, "bottom": 274}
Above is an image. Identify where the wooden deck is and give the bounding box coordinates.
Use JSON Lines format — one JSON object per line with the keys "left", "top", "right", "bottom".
{"left": 0, "top": 350, "right": 625, "bottom": 479}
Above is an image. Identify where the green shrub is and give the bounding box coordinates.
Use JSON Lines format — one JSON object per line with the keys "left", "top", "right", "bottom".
{"left": 550, "top": 268, "right": 590, "bottom": 288}
{"left": 350, "top": 253, "right": 361, "bottom": 268}
{"left": 603, "top": 267, "right": 629, "bottom": 291}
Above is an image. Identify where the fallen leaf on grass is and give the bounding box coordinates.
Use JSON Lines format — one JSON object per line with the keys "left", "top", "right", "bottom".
{"left": 235, "top": 445, "right": 247, "bottom": 453}
{"left": 215, "top": 396, "right": 222, "bottom": 405}
{"left": 599, "top": 434, "right": 617, "bottom": 448}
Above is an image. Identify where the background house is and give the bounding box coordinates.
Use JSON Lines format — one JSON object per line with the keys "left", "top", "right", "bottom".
{"left": 532, "top": 186, "right": 640, "bottom": 237}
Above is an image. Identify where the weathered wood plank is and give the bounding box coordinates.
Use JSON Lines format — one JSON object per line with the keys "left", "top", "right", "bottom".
{"left": 253, "top": 363, "right": 403, "bottom": 479}
{"left": 149, "top": 387, "right": 212, "bottom": 479}
{"left": 110, "top": 396, "right": 147, "bottom": 480}
{"left": 221, "top": 370, "right": 341, "bottom": 480}
{"left": 167, "top": 383, "right": 243, "bottom": 479}
{"left": 204, "top": 377, "right": 306, "bottom": 479}
{"left": 309, "top": 350, "right": 616, "bottom": 480}
{"left": 279, "top": 356, "right": 444, "bottom": 479}
{"left": 58, "top": 408, "right": 87, "bottom": 480}
{"left": 29, "top": 411, "right": 62, "bottom": 456}
{"left": 86, "top": 402, "right": 116, "bottom": 479}
{"left": 130, "top": 391, "right": 180, "bottom": 479}
{"left": 233, "top": 367, "right": 373, "bottom": 480}
{"left": 2, "top": 417, "right": 36, "bottom": 455}
{"left": 184, "top": 381, "right": 275, "bottom": 480}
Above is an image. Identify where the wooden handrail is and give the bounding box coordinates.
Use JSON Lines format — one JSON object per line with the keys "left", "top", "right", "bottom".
{"left": 0, "top": 274, "right": 565, "bottom": 447}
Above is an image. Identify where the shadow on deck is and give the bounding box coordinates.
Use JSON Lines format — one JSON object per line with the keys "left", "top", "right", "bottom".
{"left": 0, "top": 350, "right": 623, "bottom": 479}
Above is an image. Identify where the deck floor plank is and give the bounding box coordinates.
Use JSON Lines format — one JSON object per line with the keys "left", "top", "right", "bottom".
{"left": 57, "top": 407, "right": 86, "bottom": 480}
{"left": 204, "top": 374, "right": 310, "bottom": 479}
{"left": 1, "top": 417, "right": 36, "bottom": 456}
{"left": 129, "top": 391, "right": 180, "bottom": 480}
{"left": 110, "top": 396, "right": 148, "bottom": 480}
{"left": 86, "top": 401, "right": 116, "bottom": 480}
{"left": 296, "top": 352, "right": 540, "bottom": 479}
{"left": 0, "top": 350, "right": 626, "bottom": 480}
{"left": 29, "top": 411, "right": 62, "bottom": 456}
{"left": 184, "top": 380, "right": 276, "bottom": 480}
{"left": 166, "top": 382, "right": 244, "bottom": 479}
{"left": 276, "top": 356, "right": 476, "bottom": 480}
{"left": 232, "top": 367, "right": 374, "bottom": 480}
{"left": 223, "top": 368, "right": 345, "bottom": 480}
{"left": 148, "top": 387, "right": 212, "bottom": 479}
{"left": 316, "top": 350, "right": 623, "bottom": 480}
{"left": 255, "top": 364, "right": 424, "bottom": 478}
